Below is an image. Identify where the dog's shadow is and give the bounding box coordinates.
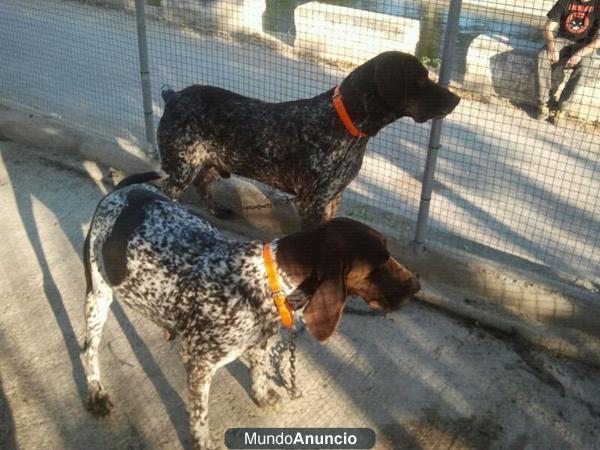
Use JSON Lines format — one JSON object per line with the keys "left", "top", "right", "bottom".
{"left": 0, "top": 144, "right": 191, "bottom": 448}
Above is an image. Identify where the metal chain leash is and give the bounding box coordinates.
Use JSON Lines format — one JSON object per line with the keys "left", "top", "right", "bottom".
{"left": 286, "top": 329, "right": 301, "bottom": 399}
{"left": 241, "top": 191, "right": 296, "bottom": 211}
{"left": 234, "top": 185, "right": 306, "bottom": 399}
{"left": 211, "top": 189, "right": 295, "bottom": 213}
{"left": 271, "top": 328, "right": 302, "bottom": 399}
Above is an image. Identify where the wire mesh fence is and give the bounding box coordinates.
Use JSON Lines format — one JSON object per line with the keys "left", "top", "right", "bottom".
{"left": 0, "top": 0, "right": 148, "bottom": 146}
{"left": 0, "top": 0, "right": 598, "bottom": 284}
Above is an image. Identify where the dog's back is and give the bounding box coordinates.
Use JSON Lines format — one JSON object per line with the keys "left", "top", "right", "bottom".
{"left": 84, "top": 175, "right": 225, "bottom": 327}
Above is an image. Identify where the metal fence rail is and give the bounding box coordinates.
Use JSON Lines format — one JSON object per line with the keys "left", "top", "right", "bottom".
{"left": 0, "top": 0, "right": 598, "bottom": 283}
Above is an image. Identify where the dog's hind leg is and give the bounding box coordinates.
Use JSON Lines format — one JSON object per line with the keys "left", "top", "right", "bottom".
{"left": 322, "top": 192, "right": 343, "bottom": 222}
{"left": 81, "top": 267, "right": 114, "bottom": 417}
{"left": 296, "top": 192, "right": 343, "bottom": 230}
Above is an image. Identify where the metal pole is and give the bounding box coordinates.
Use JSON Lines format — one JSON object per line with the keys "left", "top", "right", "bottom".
{"left": 414, "top": 0, "right": 462, "bottom": 247}
{"left": 134, "top": 0, "right": 157, "bottom": 159}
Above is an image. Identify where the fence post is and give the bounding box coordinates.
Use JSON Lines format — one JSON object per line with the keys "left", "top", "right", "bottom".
{"left": 134, "top": 0, "right": 157, "bottom": 159}
{"left": 413, "top": 0, "right": 462, "bottom": 248}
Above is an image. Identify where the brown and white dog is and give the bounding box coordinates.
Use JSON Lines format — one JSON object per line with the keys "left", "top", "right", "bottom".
{"left": 81, "top": 173, "right": 420, "bottom": 449}
{"left": 157, "top": 51, "right": 460, "bottom": 228}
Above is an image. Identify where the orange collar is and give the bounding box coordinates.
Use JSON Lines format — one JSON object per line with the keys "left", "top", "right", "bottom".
{"left": 332, "top": 85, "right": 368, "bottom": 138}
{"left": 263, "top": 243, "right": 294, "bottom": 328}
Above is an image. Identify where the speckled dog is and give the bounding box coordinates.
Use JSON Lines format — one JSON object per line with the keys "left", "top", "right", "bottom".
{"left": 158, "top": 51, "right": 460, "bottom": 228}
{"left": 81, "top": 173, "right": 420, "bottom": 450}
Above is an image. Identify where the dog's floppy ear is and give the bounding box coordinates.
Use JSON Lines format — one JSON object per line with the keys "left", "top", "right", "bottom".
{"left": 303, "top": 260, "right": 349, "bottom": 342}
{"left": 373, "top": 52, "right": 411, "bottom": 113}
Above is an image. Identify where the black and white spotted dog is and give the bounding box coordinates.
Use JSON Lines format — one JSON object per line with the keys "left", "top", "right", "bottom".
{"left": 81, "top": 172, "right": 420, "bottom": 449}
{"left": 157, "top": 51, "right": 460, "bottom": 228}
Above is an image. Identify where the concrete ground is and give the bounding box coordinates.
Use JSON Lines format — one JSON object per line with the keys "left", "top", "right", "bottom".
{"left": 1, "top": 140, "right": 600, "bottom": 450}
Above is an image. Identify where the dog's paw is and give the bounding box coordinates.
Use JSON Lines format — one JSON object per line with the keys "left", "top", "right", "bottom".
{"left": 255, "top": 388, "right": 282, "bottom": 408}
{"left": 192, "top": 438, "right": 216, "bottom": 450}
{"left": 86, "top": 389, "right": 114, "bottom": 417}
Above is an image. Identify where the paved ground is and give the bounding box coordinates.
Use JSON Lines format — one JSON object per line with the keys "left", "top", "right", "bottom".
{"left": 1, "top": 140, "right": 600, "bottom": 449}
{"left": 0, "top": 0, "right": 598, "bottom": 282}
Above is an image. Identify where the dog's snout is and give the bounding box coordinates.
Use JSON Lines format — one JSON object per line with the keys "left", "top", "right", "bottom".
{"left": 446, "top": 91, "right": 461, "bottom": 112}
{"left": 387, "top": 258, "right": 421, "bottom": 296}
{"left": 437, "top": 89, "right": 460, "bottom": 117}
{"left": 409, "top": 272, "right": 421, "bottom": 294}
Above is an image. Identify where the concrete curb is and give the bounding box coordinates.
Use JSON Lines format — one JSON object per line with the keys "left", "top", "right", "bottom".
{"left": 158, "top": 1, "right": 419, "bottom": 65}
{"left": 464, "top": 33, "right": 600, "bottom": 122}
{"left": 294, "top": 2, "right": 419, "bottom": 65}
{"left": 2, "top": 103, "right": 599, "bottom": 367}
{"left": 0, "top": 103, "right": 158, "bottom": 182}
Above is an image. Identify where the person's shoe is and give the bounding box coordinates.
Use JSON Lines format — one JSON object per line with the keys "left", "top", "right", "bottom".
{"left": 548, "top": 109, "right": 564, "bottom": 125}
{"left": 537, "top": 102, "right": 550, "bottom": 120}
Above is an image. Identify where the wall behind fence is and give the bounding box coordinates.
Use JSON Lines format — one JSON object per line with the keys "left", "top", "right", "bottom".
{"left": 0, "top": 0, "right": 598, "bottom": 284}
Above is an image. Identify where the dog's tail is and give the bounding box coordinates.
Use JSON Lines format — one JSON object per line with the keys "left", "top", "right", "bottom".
{"left": 115, "top": 171, "right": 163, "bottom": 190}
{"left": 161, "top": 84, "right": 176, "bottom": 103}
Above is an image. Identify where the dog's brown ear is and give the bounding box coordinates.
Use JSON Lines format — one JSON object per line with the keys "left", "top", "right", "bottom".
{"left": 303, "top": 262, "right": 348, "bottom": 342}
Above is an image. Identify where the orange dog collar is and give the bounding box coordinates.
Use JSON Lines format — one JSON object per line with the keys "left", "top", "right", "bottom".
{"left": 332, "top": 85, "right": 368, "bottom": 138}
{"left": 263, "top": 243, "right": 294, "bottom": 328}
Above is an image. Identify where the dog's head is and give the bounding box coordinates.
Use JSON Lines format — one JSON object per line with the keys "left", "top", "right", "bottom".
{"left": 344, "top": 51, "right": 460, "bottom": 126}
{"left": 373, "top": 51, "right": 460, "bottom": 122}
{"left": 278, "top": 218, "right": 420, "bottom": 341}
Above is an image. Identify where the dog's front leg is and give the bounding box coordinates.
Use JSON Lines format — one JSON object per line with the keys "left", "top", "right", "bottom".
{"left": 322, "top": 192, "right": 342, "bottom": 221}
{"left": 244, "top": 336, "right": 281, "bottom": 407}
{"left": 296, "top": 192, "right": 342, "bottom": 229}
{"left": 184, "top": 357, "right": 217, "bottom": 450}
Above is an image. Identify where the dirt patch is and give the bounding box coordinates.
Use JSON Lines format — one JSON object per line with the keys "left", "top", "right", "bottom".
{"left": 403, "top": 407, "right": 502, "bottom": 450}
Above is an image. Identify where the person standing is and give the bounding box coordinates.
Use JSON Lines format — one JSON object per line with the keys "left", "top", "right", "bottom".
{"left": 537, "top": 0, "right": 600, "bottom": 123}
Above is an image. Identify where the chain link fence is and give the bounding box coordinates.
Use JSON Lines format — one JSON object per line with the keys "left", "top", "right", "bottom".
{"left": 1, "top": 0, "right": 598, "bottom": 285}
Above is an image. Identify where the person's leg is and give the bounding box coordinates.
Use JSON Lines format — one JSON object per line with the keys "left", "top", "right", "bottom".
{"left": 548, "top": 38, "right": 573, "bottom": 104}
{"left": 537, "top": 37, "right": 569, "bottom": 117}
{"left": 537, "top": 45, "right": 553, "bottom": 107}
{"left": 557, "top": 47, "right": 595, "bottom": 113}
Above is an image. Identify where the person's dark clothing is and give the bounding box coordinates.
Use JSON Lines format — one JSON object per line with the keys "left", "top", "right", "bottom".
{"left": 547, "top": 0, "right": 600, "bottom": 45}
{"left": 537, "top": 0, "right": 600, "bottom": 110}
